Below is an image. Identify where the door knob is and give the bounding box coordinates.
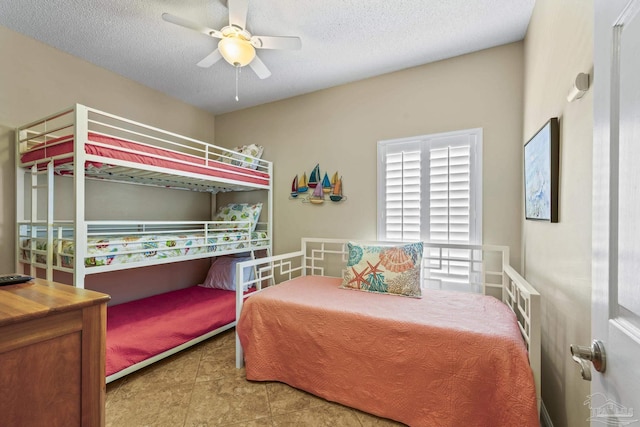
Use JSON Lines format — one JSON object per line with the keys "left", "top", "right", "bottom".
{"left": 570, "top": 340, "right": 606, "bottom": 381}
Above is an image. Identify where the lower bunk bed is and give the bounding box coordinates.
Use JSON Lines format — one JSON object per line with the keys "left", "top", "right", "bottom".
{"left": 234, "top": 238, "right": 541, "bottom": 427}
{"left": 106, "top": 254, "right": 257, "bottom": 383}
{"left": 106, "top": 286, "right": 233, "bottom": 382}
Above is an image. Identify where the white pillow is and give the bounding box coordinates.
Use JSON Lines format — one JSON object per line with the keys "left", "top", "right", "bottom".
{"left": 199, "top": 256, "right": 255, "bottom": 291}
{"left": 230, "top": 144, "right": 264, "bottom": 170}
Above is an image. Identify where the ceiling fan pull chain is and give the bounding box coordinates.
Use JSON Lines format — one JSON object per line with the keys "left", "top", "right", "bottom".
{"left": 235, "top": 66, "right": 240, "bottom": 101}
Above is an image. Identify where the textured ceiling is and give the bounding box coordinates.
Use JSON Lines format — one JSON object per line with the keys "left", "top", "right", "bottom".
{"left": 0, "top": 0, "right": 534, "bottom": 115}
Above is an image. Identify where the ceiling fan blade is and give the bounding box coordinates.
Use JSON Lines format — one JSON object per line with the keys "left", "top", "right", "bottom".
{"left": 228, "top": 0, "right": 248, "bottom": 30}
{"left": 249, "top": 55, "right": 271, "bottom": 79}
{"left": 196, "top": 49, "right": 223, "bottom": 68}
{"left": 250, "top": 35, "right": 302, "bottom": 50}
{"left": 162, "top": 13, "right": 222, "bottom": 38}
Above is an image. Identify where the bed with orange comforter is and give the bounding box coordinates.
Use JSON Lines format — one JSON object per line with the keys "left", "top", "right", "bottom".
{"left": 237, "top": 275, "right": 539, "bottom": 427}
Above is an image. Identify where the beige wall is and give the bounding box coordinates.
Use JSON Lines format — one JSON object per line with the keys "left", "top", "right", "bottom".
{"left": 0, "top": 26, "right": 216, "bottom": 301}
{"left": 523, "top": 1, "right": 593, "bottom": 426}
{"left": 216, "top": 42, "right": 525, "bottom": 266}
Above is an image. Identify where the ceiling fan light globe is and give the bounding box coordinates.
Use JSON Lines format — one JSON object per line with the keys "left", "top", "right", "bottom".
{"left": 218, "top": 36, "right": 255, "bottom": 67}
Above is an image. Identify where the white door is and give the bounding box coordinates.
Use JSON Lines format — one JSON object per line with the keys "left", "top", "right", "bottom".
{"left": 589, "top": 0, "right": 640, "bottom": 424}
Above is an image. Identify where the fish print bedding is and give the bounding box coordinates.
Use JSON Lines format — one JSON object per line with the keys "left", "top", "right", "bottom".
{"left": 20, "top": 231, "right": 269, "bottom": 267}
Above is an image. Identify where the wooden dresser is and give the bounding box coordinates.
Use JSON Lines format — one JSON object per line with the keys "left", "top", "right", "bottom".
{"left": 0, "top": 278, "right": 110, "bottom": 427}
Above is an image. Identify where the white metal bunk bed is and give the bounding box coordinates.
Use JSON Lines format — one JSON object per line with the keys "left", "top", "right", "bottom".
{"left": 15, "top": 104, "right": 272, "bottom": 285}
{"left": 14, "top": 104, "right": 272, "bottom": 381}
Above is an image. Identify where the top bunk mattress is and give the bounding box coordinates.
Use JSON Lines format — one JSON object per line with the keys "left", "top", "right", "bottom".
{"left": 19, "top": 132, "right": 270, "bottom": 190}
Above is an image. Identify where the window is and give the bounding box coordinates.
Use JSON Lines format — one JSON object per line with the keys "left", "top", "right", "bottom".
{"left": 377, "top": 128, "right": 482, "bottom": 243}
{"left": 377, "top": 129, "right": 483, "bottom": 290}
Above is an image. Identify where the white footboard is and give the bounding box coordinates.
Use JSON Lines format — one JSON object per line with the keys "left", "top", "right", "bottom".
{"left": 503, "top": 264, "right": 541, "bottom": 409}
{"left": 234, "top": 238, "right": 541, "bottom": 408}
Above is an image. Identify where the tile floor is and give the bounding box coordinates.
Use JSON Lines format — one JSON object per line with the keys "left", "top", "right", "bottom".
{"left": 106, "top": 329, "right": 406, "bottom": 426}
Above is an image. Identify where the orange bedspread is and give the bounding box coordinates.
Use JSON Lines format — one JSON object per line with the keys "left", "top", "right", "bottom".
{"left": 237, "top": 276, "right": 538, "bottom": 427}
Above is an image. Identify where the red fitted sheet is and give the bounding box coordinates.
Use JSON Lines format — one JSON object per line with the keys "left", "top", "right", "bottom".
{"left": 20, "top": 133, "right": 269, "bottom": 186}
{"left": 106, "top": 286, "right": 236, "bottom": 377}
{"left": 238, "top": 276, "right": 539, "bottom": 427}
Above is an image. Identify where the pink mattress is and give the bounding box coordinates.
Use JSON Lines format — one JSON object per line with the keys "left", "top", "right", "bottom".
{"left": 20, "top": 133, "right": 269, "bottom": 186}
{"left": 106, "top": 286, "right": 235, "bottom": 377}
{"left": 237, "top": 276, "right": 539, "bottom": 427}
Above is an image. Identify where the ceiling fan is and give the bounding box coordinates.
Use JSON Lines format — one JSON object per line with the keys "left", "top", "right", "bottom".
{"left": 162, "top": 0, "right": 302, "bottom": 80}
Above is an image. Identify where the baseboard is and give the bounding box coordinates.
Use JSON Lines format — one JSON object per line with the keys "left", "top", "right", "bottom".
{"left": 540, "top": 400, "right": 554, "bottom": 427}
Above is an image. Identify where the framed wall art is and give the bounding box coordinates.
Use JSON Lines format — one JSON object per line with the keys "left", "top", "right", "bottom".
{"left": 524, "top": 117, "right": 559, "bottom": 222}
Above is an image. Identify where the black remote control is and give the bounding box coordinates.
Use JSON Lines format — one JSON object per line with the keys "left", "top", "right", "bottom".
{"left": 0, "top": 274, "right": 34, "bottom": 286}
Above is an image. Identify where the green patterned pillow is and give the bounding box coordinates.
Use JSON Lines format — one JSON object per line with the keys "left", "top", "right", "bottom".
{"left": 340, "top": 241, "right": 423, "bottom": 298}
{"left": 213, "top": 203, "right": 262, "bottom": 232}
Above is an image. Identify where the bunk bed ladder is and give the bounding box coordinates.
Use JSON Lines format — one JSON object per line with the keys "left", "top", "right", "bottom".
{"left": 24, "top": 162, "right": 56, "bottom": 280}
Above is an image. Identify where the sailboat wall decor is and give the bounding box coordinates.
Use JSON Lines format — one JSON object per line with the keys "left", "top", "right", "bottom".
{"left": 330, "top": 172, "right": 338, "bottom": 190}
{"left": 309, "top": 180, "right": 324, "bottom": 204}
{"left": 330, "top": 176, "right": 344, "bottom": 202}
{"left": 308, "top": 164, "right": 320, "bottom": 188}
{"left": 298, "top": 172, "right": 308, "bottom": 193}
{"left": 289, "top": 165, "right": 346, "bottom": 204}
{"left": 321, "top": 173, "right": 331, "bottom": 194}
{"left": 290, "top": 175, "right": 299, "bottom": 198}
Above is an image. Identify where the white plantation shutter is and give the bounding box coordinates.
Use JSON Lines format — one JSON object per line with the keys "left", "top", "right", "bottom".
{"left": 378, "top": 129, "right": 482, "bottom": 291}
{"left": 429, "top": 144, "right": 471, "bottom": 242}
{"left": 384, "top": 151, "right": 421, "bottom": 240}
